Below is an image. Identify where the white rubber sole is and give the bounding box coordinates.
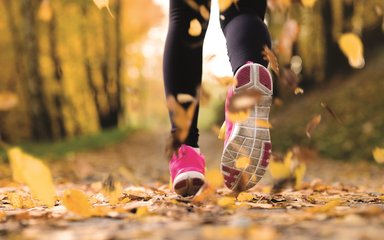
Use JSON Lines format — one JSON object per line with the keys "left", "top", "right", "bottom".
{"left": 221, "top": 63, "right": 273, "bottom": 191}
{"left": 173, "top": 171, "right": 205, "bottom": 197}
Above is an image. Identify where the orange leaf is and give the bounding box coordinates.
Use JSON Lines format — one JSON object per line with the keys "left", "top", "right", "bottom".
{"left": 256, "top": 119, "right": 273, "bottom": 129}
{"left": 305, "top": 114, "right": 322, "bottom": 139}
{"left": 235, "top": 156, "right": 250, "bottom": 169}
{"left": 62, "top": 189, "right": 93, "bottom": 218}
{"left": 338, "top": 33, "right": 365, "bottom": 69}
{"left": 262, "top": 45, "right": 279, "bottom": 76}
{"left": 188, "top": 19, "right": 202, "bottom": 37}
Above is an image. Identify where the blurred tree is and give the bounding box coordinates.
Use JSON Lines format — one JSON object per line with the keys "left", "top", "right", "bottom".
{"left": 0, "top": 0, "right": 162, "bottom": 142}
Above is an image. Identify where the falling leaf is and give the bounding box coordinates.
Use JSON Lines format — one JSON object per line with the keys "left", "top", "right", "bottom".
{"left": 218, "top": 0, "right": 238, "bottom": 12}
{"left": 294, "top": 163, "right": 306, "bottom": 189}
{"left": 301, "top": 0, "right": 317, "bottom": 8}
{"left": 237, "top": 192, "right": 254, "bottom": 202}
{"left": 189, "top": 19, "right": 202, "bottom": 37}
{"left": 199, "top": 5, "right": 210, "bottom": 20}
{"left": 269, "top": 158, "right": 291, "bottom": 180}
{"left": 262, "top": 45, "right": 280, "bottom": 76}
{"left": 0, "top": 91, "right": 18, "bottom": 111}
{"left": 214, "top": 76, "right": 238, "bottom": 87}
{"left": 93, "top": 0, "right": 114, "bottom": 18}
{"left": 184, "top": 0, "right": 200, "bottom": 11}
{"left": 62, "top": 189, "right": 93, "bottom": 217}
{"left": 38, "top": 0, "right": 53, "bottom": 22}
{"left": 256, "top": 119, "right": 273, "bottom": 129}
{"left": 217, "top": 196, "right": 236, "bottom": 207}
{"left": 228, "top": 89, "right": 262, "bottom": 113}
{"left": 278, "top": 20, "right": 300, "bottom": 62}
{"left": 205, "top": 169, "right": 224, "bottom": 188}
{"left": 177, "top": 93, "right": 195, "bottom": 104}
{"left": 373, "top": 147, "right": 384, "bottom": 164}
{"left": 218, "top": 121, "right": 226, "bottom": 140}
{"left": 320, "top": 102, "right": 343, "bottom": 123}
{"left": 235, "top": 156, "right": 250, "bottom": 169}
{"left": 167, "top": 95, "right": 197, "bottom": 142}
{"left": 281, "top": 67, "right": 299, "bottom": 90}
{"left": 338, "top": 33, "right": 365, "bottom": 69}
{"left": 305, "top": 114, "right": 322, "bottom": 139}
{"left": 199, "top": 85, "right": 211, "bottom": 106}
{"left": 102, "top": 174, "right": 123, "bottom": 205}
{"left": 294, "top": 87, "right": 304, "bottom": 95}
{"left": 7, "top": 147, "right": 56, "bottom": 207}
{"left": 227, "top": 109, "right": 250, "bottom": 123}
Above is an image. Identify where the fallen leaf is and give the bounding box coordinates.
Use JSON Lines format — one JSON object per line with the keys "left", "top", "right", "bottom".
{"left": 136, "top": 206, "right": 149, "bottom": 217}
{"left": 237, "top": 192, "right": 254, "bottom": 202}
{"left": 62, "top": 189, "right": 93, "bottom": 217}
{"left": 217, "top": 196, "right": 236, "bottom": 207}
{"left": 373, "top": 147, "right": 384, "bottom": 164}
{"left": 7, "top": 192, "right": 35, "bottom": 209}
{"left": 308, "top": 199, "right": 341, "bottom": 213}
{"left": 305, "top": 114, "right": 322, "bottom": 139}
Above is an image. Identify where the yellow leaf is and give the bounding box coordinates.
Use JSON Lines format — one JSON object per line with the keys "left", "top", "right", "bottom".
{"left": 301, "top": 0, "right": 317, "bottom": 8}
{"left": 373, "top": 147, "right": 384, "bottom": 164}
{"left": 93, "top": 0, "right": 114, "bottom": 18}
{"left": 188, "top": 19, "right": 202, "bottom": 37}
{"left": 235, "top": 156, "right": 250, "bottom": 169}
{"left": 0, "top": 211, "right": 5, "bottom": 220}
{"left": 255, "top": 119, "right": 273, "bottom": 129}
{"left": 308, "top": 199, "right": 341, "bottom": 213}
{"left": 269, "top": 160, "right": 290, "bottom": 180}
{"left": 102, "top": 175, "right": 123, "bottom": 205}
{"left": 218, "top": 0, "right": 237, "bottom": 12}
{"left": 294, "top": 163, "right": 306, "bottom": 189}
{"left": 7, "top": 147, "right": 56, "bottom": 207}
{"left": 205, "top": 169, "right": 223, "bottom": 188}
{"left": 294, "top": 87, "right": 304, "bottom": 95}
{"left": 136, "top": 206, "right": 149, "bottom": 217}
{"left": 38, "top": 0, "right": 52, "bottom": 22}
{"left": 214, "top": 76, "right": 237, "bottom": 87}
{"left": 218, "top": 121, "right": 226, "bottom": 140}
{"left": 338, "top": 33, "right": 365, "bottom": 69}
{"left": 8, "top": 148, "right": 25, "bottom": 183}
{"left": 237, "top": 192, "right": 254, "bottom": 202}
{"left": 217, "top": 196, "right": 236, "bottom": 207}
{"left": 7, "top": 192, "right": 34, "bottom": 209}
{"left": 227, "top": 109, "right": 250, "bottom": 123}
{"left": 62, "top": 189, "right": 93, "bottom": 217}
{"left": 199, "top": 5, "right": 210, "bottom": 20}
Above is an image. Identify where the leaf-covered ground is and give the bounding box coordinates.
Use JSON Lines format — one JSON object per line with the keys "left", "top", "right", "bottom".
{"left": 1, "top": 131, "right": 384, "bottom": 240}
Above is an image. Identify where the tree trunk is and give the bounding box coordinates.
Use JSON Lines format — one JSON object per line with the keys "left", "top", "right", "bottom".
{"left": 20, "top": 0, "right": 53, "bottom": 140}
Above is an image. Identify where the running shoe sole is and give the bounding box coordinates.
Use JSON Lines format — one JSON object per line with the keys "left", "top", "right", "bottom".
{"left": 173, "top": 171, "right": 205, "bottom": 197}
{"left": 221, "top": 63, "right": 273, "bottom": 191}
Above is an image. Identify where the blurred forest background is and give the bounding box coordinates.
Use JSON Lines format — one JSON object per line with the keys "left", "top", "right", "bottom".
{"left": 0, "top": 0, "right": 383, "bottom": 161}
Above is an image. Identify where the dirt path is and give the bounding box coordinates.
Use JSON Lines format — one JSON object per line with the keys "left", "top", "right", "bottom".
{"left": 1, "top": 130, "right": 384, "bottom": 240}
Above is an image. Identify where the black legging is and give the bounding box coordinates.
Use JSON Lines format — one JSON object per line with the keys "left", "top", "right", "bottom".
{"left": 163, "top": 0, "right": 271, "bottom": 148}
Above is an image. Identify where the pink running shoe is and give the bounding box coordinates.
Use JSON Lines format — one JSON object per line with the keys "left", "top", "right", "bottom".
{"left": 169, "top": 145, "right": 205, "bottom": 196}
{"left": 221, "top": 63, "right": 273, "bottom": 191}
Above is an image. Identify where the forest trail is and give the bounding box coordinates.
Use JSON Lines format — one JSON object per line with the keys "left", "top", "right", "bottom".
{"left": 2, "top": 130, "right": 384, "bottom": 240}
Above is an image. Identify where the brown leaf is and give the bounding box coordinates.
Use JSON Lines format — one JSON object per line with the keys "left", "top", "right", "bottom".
{"left": 281, "top": 67, "right": 299, "bottom": 90}
{"left": 227, "top": 89, "right": 262, "bottom": 113}
{"left": 199, "top": 5, "right": 210, "bottom": 20}
{"left": 320, "top": 102, "right": 343, "bottom": 123}
{"left": 184, "top": 0, "right": 200, "bottom": 11}
{"left": 305, "top": 114, "right": 322, "bottom": 139}
{"left": 262, "top": 45, "right": 280, "bottom": 76}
